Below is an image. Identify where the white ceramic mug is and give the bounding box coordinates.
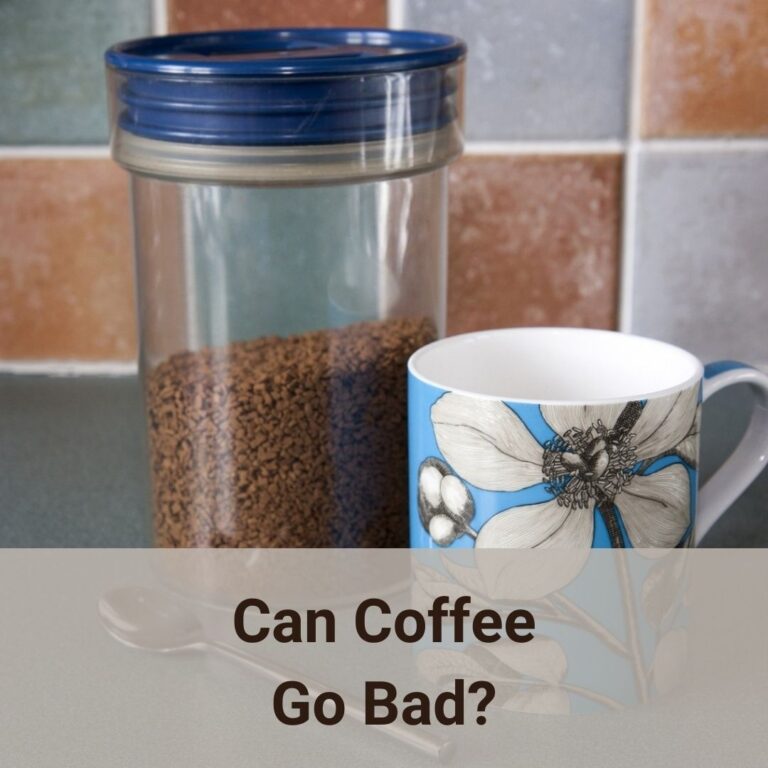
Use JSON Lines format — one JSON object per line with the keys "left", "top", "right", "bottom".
{"left": 408, "top": 328, "right": 768, "bottom": 548}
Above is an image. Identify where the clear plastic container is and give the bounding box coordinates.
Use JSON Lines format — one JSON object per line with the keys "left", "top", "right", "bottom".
{"left": 106, "top": 29, "right": 465, "bottom": 547}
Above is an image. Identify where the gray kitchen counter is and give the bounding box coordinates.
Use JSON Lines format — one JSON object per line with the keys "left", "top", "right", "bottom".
{"left": 0, "top": 374, "right": 151, "bottom": 546}
{"left": 1, "top": 374, "right": 766, "bottom": 547}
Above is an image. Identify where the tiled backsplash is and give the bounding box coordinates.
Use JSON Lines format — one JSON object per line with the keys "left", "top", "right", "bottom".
{"left": 0, "top": 0, "right": 766, "bottom": 366}
{"left": 642, "top": 0, "right": 768, "bottom": 137}
{"left": 404, "top": 0, "right": 634, "bottom": 140}
{"left": 167, "top": 0, "right": 386, "bottom": 33}
{"left": 448, "top": 154, "right": 622, "bottom": 333}
{"left": 0, "top": 159, "right": 136, "bottom": 360}
{"left": 631, "top": 149, "right": 768, "bottom": 363}
{"left": 0, "top": 0, "right": 151, "bottom": 144}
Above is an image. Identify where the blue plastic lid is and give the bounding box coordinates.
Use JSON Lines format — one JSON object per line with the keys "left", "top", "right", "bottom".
{"left": 105, "top": 29, "right": 466, "bottom": 147}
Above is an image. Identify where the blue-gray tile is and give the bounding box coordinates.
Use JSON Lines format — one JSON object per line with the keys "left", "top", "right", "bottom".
{"left": 401, "top": 0, "right": 632, "bottom": 140}
{"left": 0, "top": 0, "right": 151, "bottom": 144}
{"left": 630, "top": 151, "right": 768, "bottom": 365}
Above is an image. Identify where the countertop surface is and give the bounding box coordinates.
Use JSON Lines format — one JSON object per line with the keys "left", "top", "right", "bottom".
{"left": 1, "top": 373, "right": 766, "bottom": 547}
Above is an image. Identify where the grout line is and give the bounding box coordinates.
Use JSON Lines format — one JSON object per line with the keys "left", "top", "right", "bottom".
{"left": 618, "top": 0, "right": 647, "bottom": 333}
{"left": 642, "top": 138, "right": 768, "bottom": 153}
{"left": 0, "top": 360, "right": 138, "bottom": 377}
{"left": 464, "top": 137, "right": 768, "bottom": 158}
{"left": 628, "top": 0, "right": 645, "bottom": 142}
{"left": 152, "top": 0, "right": 168, "bottom": 35}
{"left": 0, "top": 138, "right": 760, "bottom": 163}
{"left": 0, "top": 146, "right": 110, "bottom": 159}
{"left": 618, "top": 147, "right": 640, "bottom": 334}
{"left": 387, "top": 0, "right": 407, "bottom": 29}
{"left": 465, "top": 140, "right": 626, "bottom": 155}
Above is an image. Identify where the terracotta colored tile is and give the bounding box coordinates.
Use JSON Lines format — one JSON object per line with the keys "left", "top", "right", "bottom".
{"left": 168, "top": 0, "right": 386, "bottom": 33}
{"left": 0, "top": 160, "right": 136, "bottom": 361}
{"left": 447, "top": 155, "right": 622, "bottom": 335}
{"left": 642, "top": 0, "right": 768, "bottom": 137}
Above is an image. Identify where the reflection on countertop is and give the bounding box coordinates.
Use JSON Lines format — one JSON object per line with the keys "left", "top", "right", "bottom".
{"left": 0, "top": 374, "right": 765, "bottom": 547}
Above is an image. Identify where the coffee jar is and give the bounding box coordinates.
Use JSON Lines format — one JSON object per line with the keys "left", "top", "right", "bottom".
{"left": 106, "top": 29, "right": 465, "bottom": 547}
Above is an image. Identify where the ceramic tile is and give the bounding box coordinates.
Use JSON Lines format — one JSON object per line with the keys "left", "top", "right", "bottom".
{"left": 402, "top": 0, "right": 633, "bottom": 141}
{"left": 0, "top": 160, "right": 137, "bottom": 360}
{"left": 447, "top": 154, "right": 622, "bottom": 334}
{"left": 642, "top": 0, "right": 768, "bottom": 137}
{"left": 630, "top": 151, "right": 768, "bottom": 364}
{"left": 0, "top": 0, "right": 151, "bottom": 144}
{"left": 168, "top": 0, "right": 386, "bottom": 33}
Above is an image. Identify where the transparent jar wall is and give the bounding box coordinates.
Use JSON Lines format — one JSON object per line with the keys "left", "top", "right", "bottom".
{"left": 133, "top": 172, "right": 446, "bottom": 362}
{"left": 132, "top": 171, "right": 447, "bottom": 547}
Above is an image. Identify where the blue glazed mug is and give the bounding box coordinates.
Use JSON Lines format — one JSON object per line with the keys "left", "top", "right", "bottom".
{"left": 408, "top": 328, "right": 768, "bottom": 549}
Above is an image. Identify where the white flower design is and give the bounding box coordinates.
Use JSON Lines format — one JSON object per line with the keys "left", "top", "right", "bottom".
{"left": 429, "top": 388, "right": 699, "bottom": 549}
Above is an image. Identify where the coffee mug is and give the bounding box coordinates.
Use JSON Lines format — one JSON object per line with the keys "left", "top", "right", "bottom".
{"left": 408, "top": 328, "right": 768, "bottom": 549}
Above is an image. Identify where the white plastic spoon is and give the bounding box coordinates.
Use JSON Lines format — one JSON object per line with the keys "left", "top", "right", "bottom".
{"left": 98, "top": 586, "right": 453, "bottom": 762}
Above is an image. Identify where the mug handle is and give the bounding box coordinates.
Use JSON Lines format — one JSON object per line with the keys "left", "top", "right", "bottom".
{"left": 695, "top": 361, "right": 768, "bottom": 544}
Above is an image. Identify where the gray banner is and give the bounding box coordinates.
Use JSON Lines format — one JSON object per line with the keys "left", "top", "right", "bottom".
{"left": 0, "top": 549, "right": 766, "bottom": 767}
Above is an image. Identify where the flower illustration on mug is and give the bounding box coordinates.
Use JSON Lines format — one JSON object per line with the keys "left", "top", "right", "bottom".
{"left": 420, "top": 388, "right": 700, "bottom": 549}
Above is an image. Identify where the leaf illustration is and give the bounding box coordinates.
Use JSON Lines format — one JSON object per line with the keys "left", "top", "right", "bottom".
{"left": 440, "top": 554, "right": 489, "bottom": 597}
{"left": 482, "top": 636, "right": 568, "bottom": 685}
{"left": 641, "top": 554, "right": 687, "bottom": 632}
{"left": 417, "top": 648, "right": 499, "bottom": 686}
{"left": 420, "top": 641, "right": 566, "bottom": 694}
{"left": 411, "top": 561, "right": 492, "bottom": 611}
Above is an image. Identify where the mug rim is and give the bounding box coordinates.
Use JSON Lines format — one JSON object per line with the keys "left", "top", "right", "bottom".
{"left": 408, "top": 327, "right": 704, "bottom": 405}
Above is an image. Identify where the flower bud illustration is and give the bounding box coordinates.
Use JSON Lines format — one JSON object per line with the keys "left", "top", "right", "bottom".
{"left": 417, "top": 457, "right": 477, "bottom": 546}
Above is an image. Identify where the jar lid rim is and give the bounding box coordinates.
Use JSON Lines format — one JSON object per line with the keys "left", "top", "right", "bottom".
{"left": 105, "top": 28, "right": 466, "bottom": 77}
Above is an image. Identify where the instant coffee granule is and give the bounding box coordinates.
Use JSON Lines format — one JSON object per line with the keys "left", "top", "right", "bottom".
{"left": 146, "top": 317, "right": 435, "bottom": 547}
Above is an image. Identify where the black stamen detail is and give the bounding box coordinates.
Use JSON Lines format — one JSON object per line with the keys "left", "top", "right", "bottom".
{"left": 598, "top": 497, "right": 625, "bottom": 548}
{"left": 612, "top": 401, "right": 645, "bottom": 437}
